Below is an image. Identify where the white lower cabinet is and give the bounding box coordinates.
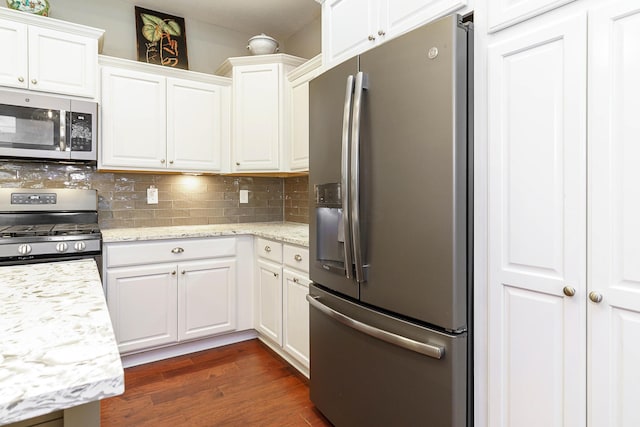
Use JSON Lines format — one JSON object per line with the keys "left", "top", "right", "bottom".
{"left": 254, "top": 238, "right": 310, "bottom": 374}
{"left": 105, "top": 238, "right": 237, "bottom": 355}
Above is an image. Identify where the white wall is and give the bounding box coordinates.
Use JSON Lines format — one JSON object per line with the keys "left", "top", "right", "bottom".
{"left": 283, "top": 15, "right": 321, "bottom": 59}
{"left": 1, "top": 0, "right": 252, "bottom": 73}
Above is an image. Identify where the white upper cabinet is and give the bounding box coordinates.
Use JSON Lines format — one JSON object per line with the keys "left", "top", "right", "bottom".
{"left": 0, "top": 8, "right": 103, "bottom": 98}
{"left": 216, "top": 54, "right": 307, "bottom": 173}
{"left": 322, "top": 0, "right": 467, "bottom": 67}
{"left": 488, "top": 0, "right": 577, "bottom": 33}
{"left": 99, "top": 56, "right": 231, "bottom": 173}
{"left": 287, "top": 55, "right": 323, "bottom": 172}
{"left": 487, "top": 13, "right": 587, "bottom": 427}
{"left": 167, "top": 78, "right": 228, "bottom": 172}
{"left": 588, "top": 1, "right": 640, "bottom": 425}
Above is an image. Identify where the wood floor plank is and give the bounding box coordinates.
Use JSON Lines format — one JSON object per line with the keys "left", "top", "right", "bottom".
{"left": 101, "top": 339, "right": 332, "bottom": 426}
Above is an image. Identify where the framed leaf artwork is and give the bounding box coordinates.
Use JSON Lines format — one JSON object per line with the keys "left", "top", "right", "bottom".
{"left": 135, "top": 6, "right": 189, "bottom": 70}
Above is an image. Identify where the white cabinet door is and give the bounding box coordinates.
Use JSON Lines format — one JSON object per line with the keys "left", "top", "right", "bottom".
{"left": 0, "top": 18, "right": 28, "bottom": 90}
{"left": 178, "top": 259, "right": 237, "bottom": 341}
{"left": 289, "top": 78, "right": 310, "bottom": 171}
{"left": 382, "top": 0, "right": 467, "bottom": 39}
{"left": 588, "top": 2, "right": 640, "bottom": 425}
{"left": 106, "top": 264, "right": 178, "bottom": 354}
{"left": 28, "top": 26, "right": 97, "bottom": 98}
{"left": 167, "top": 78, "right": 224, "bottom": 172}
{"left": 100, "top": 66, "right": 167, "bottom": 170}
{"left": 323, "top": 0, "right": 379, "bottom": 66}
{"left": 255, "top": 259, "right": 283, "bottom": 345}
{"left": 283, "top": 269, "right": 310, "bottom": 368}
{"left": 487, "top": 14, "right": 586, "bottom": 427}
{"left": 232, "top": 63, "right": 280, "bottom": 171}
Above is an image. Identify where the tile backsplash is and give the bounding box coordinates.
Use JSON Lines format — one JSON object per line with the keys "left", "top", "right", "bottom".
{"left": 0, "top": 161, "right": 309, "bottom": 228}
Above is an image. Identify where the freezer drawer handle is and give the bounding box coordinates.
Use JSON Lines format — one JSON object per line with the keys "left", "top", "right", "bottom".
{"left": 307, "top": 295, "right": 444, "bottom": 360}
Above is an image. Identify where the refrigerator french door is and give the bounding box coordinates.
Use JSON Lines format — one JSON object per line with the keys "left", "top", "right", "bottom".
{"left": 308, "top": 14, "right": 472, "bottom": 427}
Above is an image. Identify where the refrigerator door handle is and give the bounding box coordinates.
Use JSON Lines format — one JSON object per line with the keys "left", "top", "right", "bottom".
{"left": 351, "top": 72, "right": 366, "bottom": 283}
{"left": 341, "top": 75, "right": 355, "bottom": 279}
{"left": 307, "top": 295, "right": 445, "bottom": 360}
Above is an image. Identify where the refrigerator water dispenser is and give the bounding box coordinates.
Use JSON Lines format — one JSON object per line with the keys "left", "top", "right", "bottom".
{"left": 314, "top": 183, "right": 345, "bottom": 272}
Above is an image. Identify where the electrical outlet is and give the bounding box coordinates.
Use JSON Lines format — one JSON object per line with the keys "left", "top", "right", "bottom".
{"left": 240, "top": 189, "right": 249, "bottom": 204}
{"left": 147, "top": 186, "right": 158, "bottom": 204}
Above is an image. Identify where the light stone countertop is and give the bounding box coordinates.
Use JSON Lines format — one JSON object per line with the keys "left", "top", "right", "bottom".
{"left": 0, "top": 259, "right": 124, "bottom": 425}
{"left": 102, "top": 221, "right": 310, "bottom": 247}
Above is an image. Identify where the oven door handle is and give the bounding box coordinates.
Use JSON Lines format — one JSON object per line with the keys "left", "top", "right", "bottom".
{"left": 307, "top": 295, "right": 444, "bottom": 359}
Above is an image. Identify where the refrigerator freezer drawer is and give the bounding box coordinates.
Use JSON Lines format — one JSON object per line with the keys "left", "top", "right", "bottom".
{"left": 308, "top": 284, "right": 468, "bottom": 427}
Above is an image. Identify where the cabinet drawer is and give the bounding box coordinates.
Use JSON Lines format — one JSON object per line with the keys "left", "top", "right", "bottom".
{"left": 256, "top": 238, "right": 282, "bottom": 263}
{"left": 106, "top": 237, "right": 236, "bottom": 268}
{"left": 283, "top": 244, "right": 309, "bottom": 273}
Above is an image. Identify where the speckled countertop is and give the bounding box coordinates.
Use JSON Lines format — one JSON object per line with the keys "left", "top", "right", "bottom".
{"left": 102, "top": 221, "right": 309, "bottom": 247}
{"left": 0, "top": 259, "right": 124, "bottom": 425}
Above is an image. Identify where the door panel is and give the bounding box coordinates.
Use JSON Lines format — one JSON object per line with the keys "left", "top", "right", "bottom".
{"left": 309, "top": 284, "right": 467, "bottom": 427}
{"left": 357, "top": 15, "right": 469, "bottom": 330}
{"left": 487, "top": 14, "right": 586, "bottom": 427}
{"left": 309, "top": 57, "right": 359, "bottom": 299}
{"left": 589, "top": 2, "right": 640, "bottom": 425}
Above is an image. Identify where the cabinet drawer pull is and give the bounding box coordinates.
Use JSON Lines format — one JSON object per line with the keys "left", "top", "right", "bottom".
{"left": 31, "top": 78, "right": 37, "bottom": 85}
{"left": 293, "top": 277, "right": 299, "bottom": 284}
{"left": 264, "top": 245, "right": 271, "bottom": 253}
{"left": 181, "top": 270, "right": 186, "bottom": 275}
{"left": 368, "top": 35, "right": 376, "bottom": 41}
{"left": 171, "top": 270, "right": 177, "bottom": 276}
{"left": 171, "top": 247, "right": 184, "bottom": 254}
{"left": 273, "top": 272, "right": 278, "bottom": 278}
{"left": 294, "top": 254, "right": 302, "bottom": 262}
{"left": 18, "top": 76, "right": 24, "bottom": 83}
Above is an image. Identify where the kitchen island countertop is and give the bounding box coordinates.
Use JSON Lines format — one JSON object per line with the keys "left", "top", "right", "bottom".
{"left": 0, "top": 259, "right": 124, "bottom": 425}
{"left": 101, "top": 221, "right": 309, "bottom": 247}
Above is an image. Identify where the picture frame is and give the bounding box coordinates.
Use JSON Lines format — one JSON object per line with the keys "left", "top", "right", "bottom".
{"left": 135, "top": 6, "right": 189, "bottom": 70}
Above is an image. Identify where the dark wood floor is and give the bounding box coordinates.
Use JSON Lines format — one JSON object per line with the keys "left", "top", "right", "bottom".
{"left": 101, "top": 339, "right": 332, "bottom": 426}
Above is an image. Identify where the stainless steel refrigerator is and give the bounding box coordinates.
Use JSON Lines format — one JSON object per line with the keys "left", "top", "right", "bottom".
{"left": 307, "top": 14, "right": 473, "bottom": 427}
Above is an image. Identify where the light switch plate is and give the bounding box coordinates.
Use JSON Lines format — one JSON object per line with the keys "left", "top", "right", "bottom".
{"left": 240, "top": 189, "right": 249, "bottom": 204}
{"left": 147, "top": 187, "right": 158, "bottom": 204}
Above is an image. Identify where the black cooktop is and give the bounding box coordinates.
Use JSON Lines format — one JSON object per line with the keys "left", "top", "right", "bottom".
{"left": 0, "top": 223, "right": 100, "bottom": 238}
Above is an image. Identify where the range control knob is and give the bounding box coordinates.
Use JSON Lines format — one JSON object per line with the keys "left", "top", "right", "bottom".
{"left": 74, "top": 241, "right": 86, "bottom": 251}
{"left": 18, "top": 244, "right": 32, "bottom": 255}
{"left": 56, "top": 242, "right": 69, "bottom": 253}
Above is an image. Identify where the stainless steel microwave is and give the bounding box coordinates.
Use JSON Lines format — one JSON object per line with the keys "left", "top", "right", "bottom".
{"left": 0, "top": 91, "right": 97, "bottom": 162}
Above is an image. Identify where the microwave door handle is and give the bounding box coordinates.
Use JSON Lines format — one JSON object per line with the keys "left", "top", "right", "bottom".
{"left": 341, "top": 75, "right": 355, "bottom": 279}
{"left": 59, "top": 110, "right": 67, "bottom": 152}
{"left": 351, "top": 72, "right": 366, "bottom": 284}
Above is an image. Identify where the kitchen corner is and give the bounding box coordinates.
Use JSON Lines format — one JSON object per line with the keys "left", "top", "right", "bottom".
{"left": 0, "top": 259, "right": 123, "bottom": 426}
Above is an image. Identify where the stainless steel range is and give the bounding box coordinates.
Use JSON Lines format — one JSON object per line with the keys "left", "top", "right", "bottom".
{"left": 0, "top": 188, "right": 101, "bottom": 265}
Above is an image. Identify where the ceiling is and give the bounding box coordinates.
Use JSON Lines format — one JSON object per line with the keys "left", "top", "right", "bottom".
{"left": 123, "top": 0, "right": 321, "bottom": 41}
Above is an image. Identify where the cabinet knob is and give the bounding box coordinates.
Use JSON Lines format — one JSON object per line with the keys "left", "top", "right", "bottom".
{"left": 171, "top": 247, "right": 184, "bottom": 254}
{"left": 236, "top": 162, "right": 240, "bottom": 166}
{"left": 31, "top": 78, "right": 37, "bottom": 85}
{"left": 368, "top": 35, "right": 376, "bottom": 41}
{"left": 273, "top": 272, "right": 279, "bottom": 278}
{"left": 181, "top": 270, "right": 186, "bottom": 275}
{"left": 161, "top": 159, "right": 166, "bottom": 164}
{"left": 169, "top": 160, "right": 174, "bottom": 164}
{"left": 265, "top": 245, "right": 271, "bottom": 253}
{"left": 17, "top": 76, "right": 24, "bottom": 83}
{"left": 294, "top": 254, "right": 302, "bottom": 262}
{"left": 293, "top": 277, "right": 299, "bottom": 284}
{"left": 171, "top": 270, "right": 177, "bottom": 276}
{"left": 589, "top": 291, "right": 603, "bottom": 304}
{"left": 378, "top": 30, "right": 386, "bottom": 36}
{"left": 563, "top": 286, "right": 576, "bottom": 297}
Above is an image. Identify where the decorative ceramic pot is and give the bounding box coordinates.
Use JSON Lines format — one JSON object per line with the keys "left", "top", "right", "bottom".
{"left": 6, "top": 0, "right": 50, "bottom": 16}
{"left": 247, "top": 34, "right": 279, "bottom": 55}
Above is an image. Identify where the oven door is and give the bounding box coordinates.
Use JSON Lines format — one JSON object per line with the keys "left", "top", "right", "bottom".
{"left": 0, "top": 91, "right": 71, "bottom": 160}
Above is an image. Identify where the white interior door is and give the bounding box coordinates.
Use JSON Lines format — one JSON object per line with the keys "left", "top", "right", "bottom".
{"left": 487, "top": 14, "right": 587, "bottom": 427}
{"left": 588, "top": 2, "right": 640, "bottom": 425}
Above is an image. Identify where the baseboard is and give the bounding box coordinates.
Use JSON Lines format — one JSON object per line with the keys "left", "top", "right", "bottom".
{"left": 257, "top": 335, "right": 310, "bottom": 379}
{"left": 120, "top": 329, "right": 258, "bottom": 368}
